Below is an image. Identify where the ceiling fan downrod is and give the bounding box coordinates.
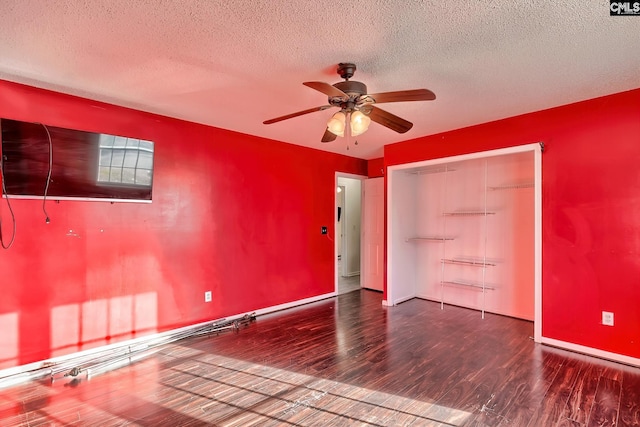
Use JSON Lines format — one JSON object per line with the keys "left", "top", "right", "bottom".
{"left": 337, "top": 62, "right": 357, "bottom": 80}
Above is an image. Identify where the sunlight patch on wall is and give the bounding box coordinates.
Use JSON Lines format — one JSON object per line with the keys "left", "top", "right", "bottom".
{"left": 43, "top": 292, "right": 159, "bottom": 362}
{"left": 50, "top": 304, "right": 80, "bottom": 349}
{"left": 0, "top": 312, "right": 19, "bottom": 369}
{"left": 82, "top": 299, "right": 108, "bottom": 342}
{"left": 109, "top": 295, "right": 133, "bottom": 337}
{"left": 134, "top": 292, "right": 158, "bottom": 332}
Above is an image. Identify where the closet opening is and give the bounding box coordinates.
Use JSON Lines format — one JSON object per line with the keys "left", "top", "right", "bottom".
{"left": 386, "top": 143, "right": 542, "bottom": 342}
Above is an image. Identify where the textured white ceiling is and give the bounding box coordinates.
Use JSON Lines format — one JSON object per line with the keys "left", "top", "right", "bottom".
{"left": 0, "top": 1, "right": 638, "bottom": 159}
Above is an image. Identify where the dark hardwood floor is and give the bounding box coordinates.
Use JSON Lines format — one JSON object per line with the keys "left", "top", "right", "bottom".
{"left": 1, "top": 290, "right": 639, "bottom": 426}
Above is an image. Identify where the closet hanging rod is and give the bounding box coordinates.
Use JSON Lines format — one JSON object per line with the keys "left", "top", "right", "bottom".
{"left": 443, "top": 211, "right": 495, "bottom": 216}
{"left": 407, "top": 167, "right": 456, "bottom": 175}
{"left": 487, "top": 183, "right": 534, "bottom": 190}
{"left": 406, "top": 236, "right": 454, "bottom": 242}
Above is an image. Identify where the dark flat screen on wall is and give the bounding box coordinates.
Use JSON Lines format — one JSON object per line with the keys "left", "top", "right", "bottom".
{"left": 0, "top": 118, "right": 154, "bottom": 202}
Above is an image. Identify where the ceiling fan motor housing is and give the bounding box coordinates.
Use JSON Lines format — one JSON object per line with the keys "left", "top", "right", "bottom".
{"left": 329, "top": 80, "right": 368, "bottom": 110}
{"left": 333, "top": 80, "right": 367, "bottom": 96}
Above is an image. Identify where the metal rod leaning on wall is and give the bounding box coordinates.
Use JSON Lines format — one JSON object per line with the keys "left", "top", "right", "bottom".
{"left": 58, "top": 313, "right": 256, "bottom": 381}
{"left": 0, "top": 313, "right": 256, "bottom": 389}
{"left": 52, "top": 321, "right": 230, "bottom": 380}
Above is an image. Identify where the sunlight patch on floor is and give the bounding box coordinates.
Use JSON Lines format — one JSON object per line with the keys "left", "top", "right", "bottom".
{"left": 160, "top": 352, "right": 473, "bottom": 426}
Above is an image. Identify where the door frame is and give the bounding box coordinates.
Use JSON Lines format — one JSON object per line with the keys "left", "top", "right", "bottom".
{"left": 335, "top": 172, "right": 367, "bottom": 294}
{"left": 386, "top": 143, "right": 542, "bottom": 342}
{"left": 337, "top": 185, "right": 346, "bottom": 273}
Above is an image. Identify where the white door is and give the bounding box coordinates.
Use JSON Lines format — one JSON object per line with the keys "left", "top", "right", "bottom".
{"left": 362, "top": 177, "right": 384, "bottom": 291}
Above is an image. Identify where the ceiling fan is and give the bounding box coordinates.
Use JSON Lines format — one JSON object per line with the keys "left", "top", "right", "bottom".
{"left": 263, "top": 62, "right": 436, "bottom": 143}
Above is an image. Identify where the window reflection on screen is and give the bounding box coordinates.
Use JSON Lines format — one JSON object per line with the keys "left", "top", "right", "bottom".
{"left": 98, "top": 135, "right": 154, "bottom": 187}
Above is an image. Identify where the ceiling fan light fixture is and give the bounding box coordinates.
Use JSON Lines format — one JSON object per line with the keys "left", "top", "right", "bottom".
{"left": 327, "top": 111, "right": 346, "bottom": 136}
{"left": 263, "top": 63, "right": 436, "bottom": 143}
{"left": 350, "top": 110, "right": 371, "bottom": 136}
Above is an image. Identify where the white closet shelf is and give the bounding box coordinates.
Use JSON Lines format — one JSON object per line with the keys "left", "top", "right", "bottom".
{"left": 406, "top": 237, "right": 455, "bottom": 242}
{"left": 441, "top": 258, "right": 496, "bottom": 267}
{"left": 443, "top": 211, "right": 495, "bottom": 216}
{"left": 487, "top": 183, "right": 534, "bottom": 190}
{"left": 441, "top": 280, "right": 496, "bottom": 291}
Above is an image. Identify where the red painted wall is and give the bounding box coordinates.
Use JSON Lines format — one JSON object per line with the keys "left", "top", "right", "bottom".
{"left": 0, "top": 80, "right": 367, "bottom": 368}
{"left": 385, "top": 88, "right": 640, "bottom": 359}
{"left": 367, "top": 158, "right": 384, "bottom": 178}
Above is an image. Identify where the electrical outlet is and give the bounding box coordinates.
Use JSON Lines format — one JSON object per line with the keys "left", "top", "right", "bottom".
{"left": 602, "top": 311, "right": 614, "bottom": 326}
{"left": 204, "top": 291, "right": 212, "bottom": 303}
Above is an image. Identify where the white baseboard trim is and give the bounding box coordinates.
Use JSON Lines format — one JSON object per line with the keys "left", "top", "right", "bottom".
{"left": 0, "top": 291, "right": 337, "bottom": 386}
{"left": 541, "top": 337, "right": 640, "bottom": 367}
{"left": 391, "top": 295, "right": 415, "bottom": 306}
{"left": 342, "top": 271, "right": 360, "bottom": 278}
{"left": 253, "top": 292, "right": 336, "bottom": 316}
{"left": 382, "top": 300, "right": 391, "bottom": 306}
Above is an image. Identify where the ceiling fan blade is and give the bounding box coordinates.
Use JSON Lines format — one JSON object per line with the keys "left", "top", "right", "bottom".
{"left": 367, "top": 106, "right": 413, "bottom": 133}
{"left": 263, "top": 105, "right": 332, "bottom": 124}
{"left": 366, "top": 89, "right": 436, "bottom": 104}
{"left": 303, "top": 81, "right": 348, "bottom": 98}
{"left": 321, "top": 128, "right": 337, "bottom": 143}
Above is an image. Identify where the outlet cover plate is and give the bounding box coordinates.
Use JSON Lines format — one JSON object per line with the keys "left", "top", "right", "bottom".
{"left": 602, "top": 311, "right": 614, "bottom": 326}
{"left": 205, "top": 291, "right": 212, "bottom": 303}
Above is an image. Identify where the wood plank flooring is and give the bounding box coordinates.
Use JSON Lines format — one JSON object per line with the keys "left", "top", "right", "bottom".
{"left": 1, "top": 290, "right": 640, "bottom": 426}
{"left": 338, "top": 273, "right": 361, "bottom": 294}
{"left": 337, "top": 258, "right": 361, "bottom": 294}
